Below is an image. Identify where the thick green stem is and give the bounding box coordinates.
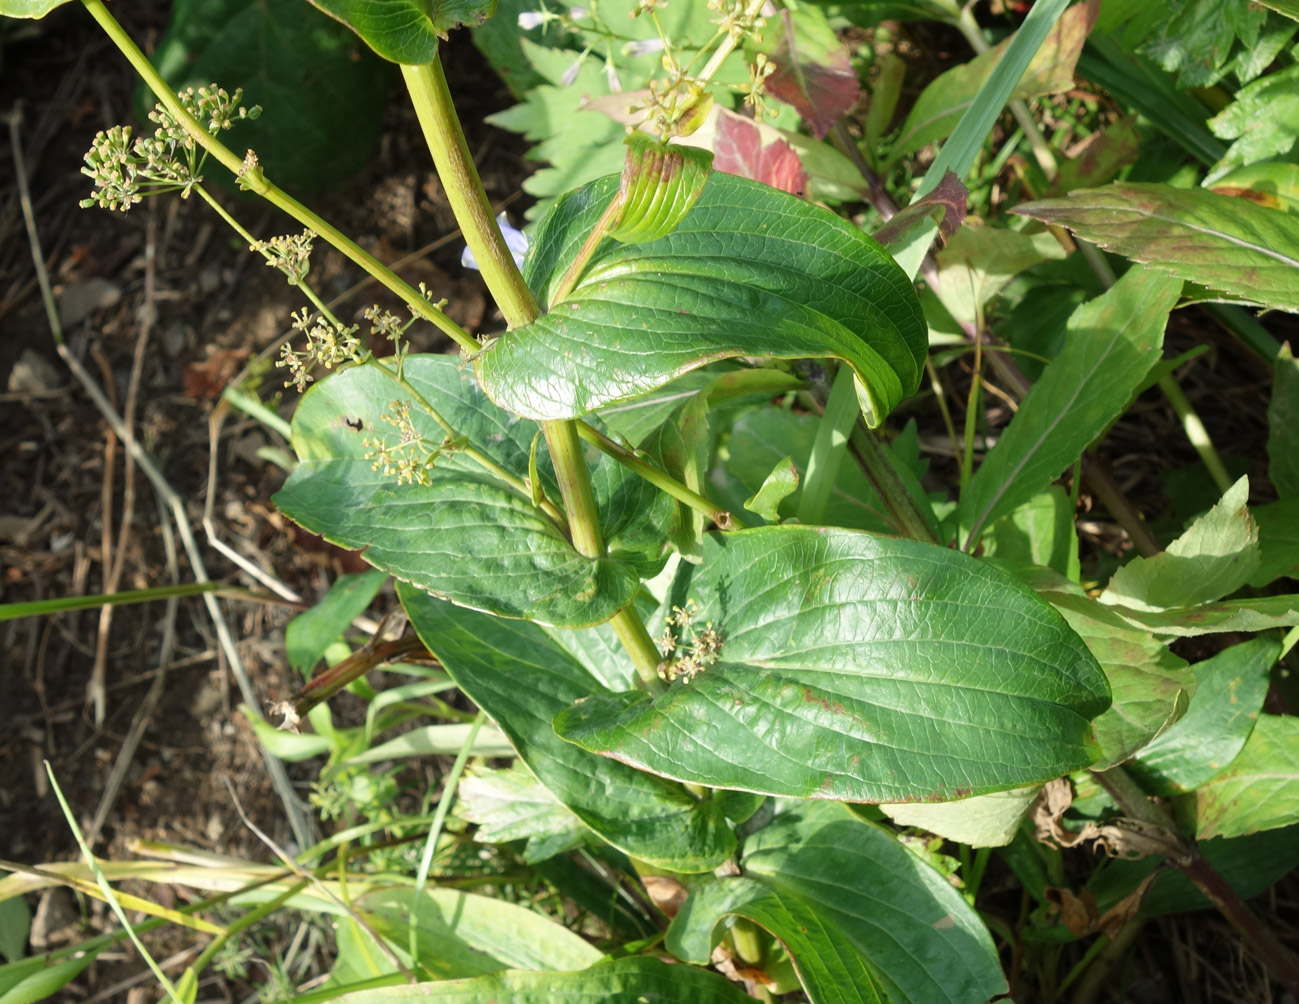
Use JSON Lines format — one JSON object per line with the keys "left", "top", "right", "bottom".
{"left": 848, "top": 425, "right": 942, "bottom": 544}
{"left": 81, "top": 0, "right": 476, "bottom": 354}
{"left": 401, "top": 52, "right": 667, "bottom": 690}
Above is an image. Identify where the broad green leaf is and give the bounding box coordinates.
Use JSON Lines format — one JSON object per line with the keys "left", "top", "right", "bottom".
{"left": 555, "top": 526, "right": 1110, "bottom": 803}
{"left": 456, "top": 765, "right": 587, "bottom": 862}
{"left": 668, "top": 803, "right": 1006, "bottom": 1004}
{"left": 959, "top": 267, "right": 1181, "bottom": 548}
{"left": 1129, "top": 636, "right": 1278, "bottom": 795}
{"left": 892, "top": 0, "right": 1094, "bottom": 163}
{"left": 332, "top": 956, "right": 753, "bottom": 1004}
{"left": 0, "top": 948, "right": 104, "bottom": 1004}
{"left": 881, "top": 785, "right": 1040, "bottom": 848}
{"left": 342, "top": 724, "right": 515, "bottom": 764}
{"left": 286, "top": 569, "right": 386, "bottom": 675}
{"left": 1014, "top": 183, "right": 1299, "bottom": 312}
{"left": 305, "top": 0, "right": 496, "bottom": 64}
{"left": 1049, "top": 594, "right": 1193, "bottom": 771}
{"left": 398, "top": 585, "right": 736, "bottom": 871}
{"left": 1206, "top": 64, "right": 1299, "bottom": 183}
{"left": 934, "top": 224, "right": 1065, "bottom": 326}
{"left": 1251, "top": 499, "right": 1299, "bottom": 586}
{"left": 1269, "top": 344, "right": 1299, "bottom": 498}
{"left": 0, "top": 889, "right": 27, "bottom": 966}
{"left": 148, "top": 0, "right": 393, "bottom": 190}
{"left": 1259, "top": 0, "right": 1299, "bottom": 20}
{"left": 1102, "top": 477, "right": 1259, "bottom": 612}
{"left": 982, "top": 488, "right": 1081, "bottom": 582}
{"left": 475, "top": 172, "right": 927, "bottom": 428}
{"left": 355, "top": 886, "right": 602, "bottom": 976}
{"left": 275, "top": 357, "right": 671, "bottom": 628}
{"left": 745, "top": 457, "right": 800, "bottom": 523}
{"left": 0, "top": 0, "right": 68, "bottom": 13}
{"left": 1195, "top": 715, "right": 1299, "bottom": 840}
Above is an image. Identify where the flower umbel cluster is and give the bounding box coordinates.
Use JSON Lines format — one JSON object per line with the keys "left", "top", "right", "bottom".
{"left": 252, "top": 229, "right": 315, "bottom": 285}
{"left": 81, "top": 85, "right": 259, "bottom": 212}
{"left": 276, "top": 308, "right": 361, "bottom": 392}
{"left": 657, "top": 599, "right": 724, "bottom": 684}
{"left": 363, "top": 400, "right": 461, "bottom": 487}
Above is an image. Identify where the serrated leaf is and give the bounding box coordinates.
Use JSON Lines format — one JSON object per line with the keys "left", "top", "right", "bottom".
{"left": 668, "top": 803, "right": 1006, "bottom": 1004}
{"left": 475, "top": 172, "right": 926, "bottom": 428}
{"left": 333, "top": 956, "right": 754, "bottom": 1004}
{"left": 959, "top": 267, "right": 1181, "bottom": 548}
{"left": 306, "top": 0, "right": 496, "bottom": 63}
{"left": 1269, "top": 343, "right": 1299, "bottom": 498}
{"left": 1129, "top": 636, "right": 1278, "bottom": 795}
{"left": 1014, "top": 182, "right": 1299, "bottom": 312}
{"left": 274, "top": 357, "right": 671, "bottom": 628}
{"left": 555, "top": 526, "right": 1110, "bottom": 803}
{"left": 1195, "top": 715, "right": 1299, "bottom": 840}
{"left": 1049, "top": 594, "right": 1193, "bottom": 771}
{"left": 398, "top": 585, "right": 737, "bottom": 871}
{"left": 148, "top": 0, "right": 392, "bottom": 190}
{"left": 1139, "top": 0, "right": 1266, "bottom": 87}
{"left": 457, "top": 765, "right": 587, "bottom": 862}
{"left": 1206, "top": 65, "right": 1299, "bottom": 184}
{"left": 882, "top": 786, "right": 1040, "bottom": 848}
{"left": 1102, "top": 477, "right": 1259, "bottom": 613}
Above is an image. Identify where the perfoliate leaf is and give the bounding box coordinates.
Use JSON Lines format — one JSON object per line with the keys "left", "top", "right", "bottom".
{"left": 668, "top": 803, "right": 1007, "bottom": 1004}
{"left": 1014, "top": 183, "right": 1299, "bottom": 312}
{"left": 1269, "top": 343, "right": 1299, "bottom": 499}
{"left": 609, "top": 133, "right": 714, "bottom": 244}
{"left": 1195, "top": 716, "right": 1299, "bottom": 840}
{"left": 306, "top": 0, "right": 496, "bottom": 63}
{"left": 475, "top": 172, "right": 926, "bottom": 428}
{"left": 555, "top": 526, "right": 1110, "bottom": 803}
{"left": 398, "top": 585, "right": 738, "bottom": 872}
{"left": 1129, "top": 636, "right": 1279, "bottom": 795}
{"left": 958, "top": 267, "right": 1181, "bottom": 548}
{"left": 1102, "top": 477, "right": 1259, "bottom": 613}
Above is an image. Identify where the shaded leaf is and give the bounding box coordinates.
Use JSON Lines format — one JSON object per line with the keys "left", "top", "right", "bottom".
{"left": 882, "top": 786, "right": 1040, "bottom": 848}
{"left": 398, "top": 585, "right": 737, "bottom": 871}
{"left": 332, "top": 956, "right": 753, "bottom": 1004}
{"left": 306, "top": 0, "right": 496, "bottom": 64}
{"left": 1251, "top": 499, "right": 1299, "bottom": 587}
{"left": 982, "top": 488, "right": 1081, "bottom": 583}
{"left": 668, "top": 803, "right": 1006, "bottom": 1004}
{"left": 934, "top": 223, "right": 1065, "bottom": 325}
{"left": 713, "top": 114, "right": 809, "bottom": 197}
{"left": 342, "top": 724, "right": 515, "bottom": 763}
{"left": 1014, "top": 182, "right": 1299, "bottom": 312}
{"left": 1195, "top": 716, "right": 1299, "bottom": 840}
{"left": 555, "top": 526, "right": 1110, "bottom": 803}
{"left": 457, "top": 765, "right": 588, "bottom": 862}
{"left": 1089, "top": 593, "right": 1299, "bottom": 638}
{"left": 475, "top": 172, "right": 926, "bottom": 428}
{"left": 1129, "top": 636, "right": 1278, "bottom": 795}
{"left": 1269, "top": 343, "right": 1299, "bottom": 498}
{"left": 1102, "top": 477, "right": 1259, "bottom": 612}
{"left": 959, "top": 267, "right": 1181, "bottom": 547}
{"left": 285, "top": 569, "right": 386, "bottom": 675}
{"left": 1052, "top": 116, "right": 1141, "bottom": 193}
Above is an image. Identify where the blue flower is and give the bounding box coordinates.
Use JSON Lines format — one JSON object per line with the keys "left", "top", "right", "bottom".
{"left": 461, "top": 213, "right": 529, "bottom": 271}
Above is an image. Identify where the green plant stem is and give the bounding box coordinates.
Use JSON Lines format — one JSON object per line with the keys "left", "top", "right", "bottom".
{"left": 847, "top": 425, "right": 942, "bottom": 544}
{"left": 189, "top": 879, "right": 309, "bottom": 979}
{"left": 798, "top": 366, "right": 859, "bottom": 525}
{"left": 953, "top": 5, "right": 1058, "bottom": 177}
{"left": 696, "top": 0, "right": 770, "bottom": 86}
{"left": 1157, "top": 373, "right": 1233, "bottom": 493}
{"left": 403, "top": 45, "right": 664, "bottom": 693}
{"left": 577, "top": 422, "right": 734, "bottom": 529}
{"left": 1091, "top": 765, "right": 1299, "bottom": 995}
{"left": 0, "top": 581, "right": 240, "bottom": 622}
{"left": 80, "top": 0, "right": 477, "bottom": 355}
{"left": 402, "top": 58, "right": 538, "bottom": 329}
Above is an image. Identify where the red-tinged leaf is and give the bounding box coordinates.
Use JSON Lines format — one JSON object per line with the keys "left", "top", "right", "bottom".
{"left": 714, "top": 112, "right": 810, "bottom": 197}
{"left": 873, "top": 171, "right": 967, "bottom": 249}
{"left": 1052, "top": 116, "right": 1141, "bottom": 194}
{"left": 765, "top": 10, "right": 860, "bottom": 140}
